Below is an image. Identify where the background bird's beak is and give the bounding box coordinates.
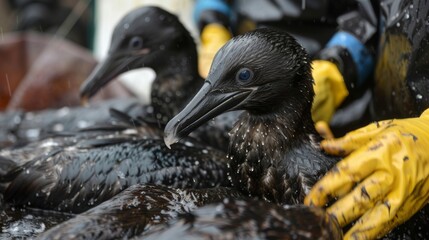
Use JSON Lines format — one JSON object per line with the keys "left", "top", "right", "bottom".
{"left": 80, "top": 54, "right": 135, "bottom": 101}
{"left": 164, "top": 80, "right": 253, "bottom": 148}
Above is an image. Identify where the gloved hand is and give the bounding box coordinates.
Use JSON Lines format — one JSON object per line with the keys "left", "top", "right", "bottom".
{"left": 311, "top": 60, "right": 349, "bottom": 123}
{"left": 315, "top": 121, "right": 334, "bottom": 140}
{"left": 305, "top": 109, "right": 429, "bottom": 239}
{"left": 199, "top": 23, "right": 231, "bottom": 78}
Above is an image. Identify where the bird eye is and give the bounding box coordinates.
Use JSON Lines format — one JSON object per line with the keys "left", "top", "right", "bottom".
{"left": 236, "top": 68, "right": 253, "bottom": 82}
{"left": 129, "top": 36, "right": 143, "bottom": 49}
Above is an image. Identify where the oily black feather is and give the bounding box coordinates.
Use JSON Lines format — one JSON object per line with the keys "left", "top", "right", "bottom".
{"left": 36, "top": 185, "right": 244, "bottom": 240}
{"left": 142, "top": 199, "right": 342, "bottom": 240}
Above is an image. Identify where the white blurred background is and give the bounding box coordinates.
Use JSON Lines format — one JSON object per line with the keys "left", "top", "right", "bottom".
{"left": 94, "top": 0, "right": 197, "bottom": 103}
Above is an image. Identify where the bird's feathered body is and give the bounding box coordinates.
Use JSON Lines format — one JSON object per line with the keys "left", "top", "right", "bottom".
{"left": 142, "top": 199, "right": 342, "bottom": 240}
{"left": 2, "top": 135, "right": 228, "bottom": 213}
{"left": 36, "top": 185, "right": 244, "bottom": 240}
{"left": 228, "top": 111, "right": 337, "bottom": 203}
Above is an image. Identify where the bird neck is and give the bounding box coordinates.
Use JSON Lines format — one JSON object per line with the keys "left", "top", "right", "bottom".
{"left": 227, "top": 100, "right": 320, "bottom": 203}
{"left": 151, "top": 52, "right": 203, "bottom": 124}
{"left": 229, "top": 101, "right": 317, "bottom": 158}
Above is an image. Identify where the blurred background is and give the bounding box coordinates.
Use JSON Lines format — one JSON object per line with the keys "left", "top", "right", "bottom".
{"left": 0, "top": 0, "right": 196, "bottom": 110}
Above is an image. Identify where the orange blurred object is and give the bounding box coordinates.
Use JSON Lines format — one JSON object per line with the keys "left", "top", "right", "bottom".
{"left": 0, "top": 32, "right": 132, "bottom": 111}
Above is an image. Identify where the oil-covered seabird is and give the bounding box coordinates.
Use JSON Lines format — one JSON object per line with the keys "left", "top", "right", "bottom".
{"left": 80, "top": 6, "right": 200, "bottom": 123}
{"left": 80, "top": 6, "right": 237, "bottom": 151}
{"left": 164, "top": 28, "right": 429, "bottom": 239}
{"left": 164, "top": 28, "right": 338, "bottom": 204}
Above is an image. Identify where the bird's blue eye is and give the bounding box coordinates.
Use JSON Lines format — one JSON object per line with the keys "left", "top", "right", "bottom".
{"left": 129, "top": 36, "right": 143, "bottom": 49}
{"left": 236, "top": 68, "right": 253, "bottom": 82}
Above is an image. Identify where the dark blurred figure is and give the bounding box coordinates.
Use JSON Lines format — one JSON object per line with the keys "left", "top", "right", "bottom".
{"left": 7, "top": 0, "right": 91, "bottom": 48}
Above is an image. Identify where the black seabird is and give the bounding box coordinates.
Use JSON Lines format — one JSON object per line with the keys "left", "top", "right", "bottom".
{"left": 80, "top": 6, "right": 237, "bottom": 151}
{"left": 81, "top": 6, "right": 200, "bottom": 123}
{"left": 164, "top": 28, "right": 338, "bottom": 204}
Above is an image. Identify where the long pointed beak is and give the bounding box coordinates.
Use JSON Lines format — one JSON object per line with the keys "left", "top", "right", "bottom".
{"left": 164, "top": 81, "right": 253, "bottom": 148}
{"left": 80, "top": 54, "right": 135, "bottom": 102}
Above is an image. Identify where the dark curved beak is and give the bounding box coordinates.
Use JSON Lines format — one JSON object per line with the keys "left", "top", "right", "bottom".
{"left": 80, "top": 54, "right": 137, "bottom": 103}
{"left": 164, "top": 80, "right": 254, "bottom": 148}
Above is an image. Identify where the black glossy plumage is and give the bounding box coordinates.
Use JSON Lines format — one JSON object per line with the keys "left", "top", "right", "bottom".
{"left": 165, "top": 28, "right": 339, "bottom": 204}
{"left": 142, "top": 199, "right": 342, "bottom": 240}
{"left": 1, "top": 133, "right": 228, "bottom": 213}
{"left": 36, "top": 185, "right": 244, "bottom": 240}
{"left": 80, "top": 6, "right": 237, "bottom": 151}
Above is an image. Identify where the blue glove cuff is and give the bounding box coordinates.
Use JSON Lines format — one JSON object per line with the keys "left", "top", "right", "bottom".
{"left": 194, "top": 0, "right": 232, "bottom": 24}
{"left": 326, "top": 31, "right": 374, "bottom": 87}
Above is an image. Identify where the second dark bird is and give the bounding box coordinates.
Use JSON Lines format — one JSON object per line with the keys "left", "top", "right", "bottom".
{"left": 80, "top": 6, "right": 238, "bottom": 151}
{"left": 165, "top": 27, "right": 338, "bottom": 204}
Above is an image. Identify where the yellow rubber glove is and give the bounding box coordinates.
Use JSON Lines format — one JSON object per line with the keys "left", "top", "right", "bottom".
{"left": 305, "top": 109, "right": 429, "bottom": 239}
{"left": 199, "top": 23, "right": 232, "bottom": 78}
{"left": 315, "top": 121, "right": 334, "bottom": 140}
{"left": 311, "top": 60, "right": 349, "bottom": 123}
